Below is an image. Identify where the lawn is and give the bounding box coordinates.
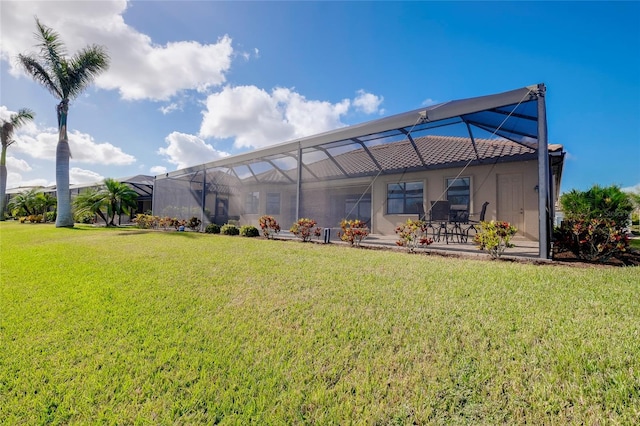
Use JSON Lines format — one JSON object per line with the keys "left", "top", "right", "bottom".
{"left": 1, "top": 221, "right": 639, "bottom": 424}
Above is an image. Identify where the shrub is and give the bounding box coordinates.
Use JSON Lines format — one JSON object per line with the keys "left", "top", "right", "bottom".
{"left": 556, "top": 185, "right": 633, "bottom": 262}
{"left": 473, "top": 220, "right": 517, "bottom": 259}
{"left": 338, "top": 219, "right": 370, "bottom": 247}
{"left": 19, "top": 216, "right": 27, "bottom": 223}
{"left": 187, "top": 216, "right": 202, "bottom": 231}
{"left": 45, "top": 211, "right": 56, "bottom": 223}
{"left": 221, "top": 223, "right": 240, "bottom": 236}
{"left": 169, "top": 218, "right": 186, "bottom": 230}
{"left": 561, "top": 185, "right": 633, "bottom": 225}
{"left": 554, "top": 218, "right": 629, "bottom": 262}
{"left": 205, "top": 223, "right": 221, "bottom": 234}
{"left": 395, "top": 219, "right": 433, "bottom": 253}
{"left": 134, "top": 214, "right": 159, "bottom": 229}
{"left": 258, "top": 215, "right": 281, "bottom": 239}
{"left": 240, "top": 225, "right": 260, "bottom": 237}
{"left": 27, "top": 214, "right": 43, "bottom": 223}
{"left": 290, "top": 218, "right": 322, "bottom": 242}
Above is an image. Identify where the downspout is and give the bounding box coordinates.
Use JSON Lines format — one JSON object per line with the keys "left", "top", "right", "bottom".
{"left": 536, "top": 83, "right": 550, "bottom": 259}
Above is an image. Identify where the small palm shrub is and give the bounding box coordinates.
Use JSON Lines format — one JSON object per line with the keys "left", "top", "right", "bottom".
{"left": 473, "top": 220, "right": 517, "bottom": 259}
{"left": 45, "top": 211, "right": 56, "bottom": 222}
{"left": 338, "top": 219, "right": 370, "bottom": 247}
{"left": 258, "top": 215, "right": 281, "bottom": 239}
{"left": 221, "top": 223, "right": 240, "bottom": 236}
{"left": 205, "top": 223, "right": 221, "bottom": 234}
{"left": 395, "top": 219, "right": 433, "bottom": 252}
{"left": 240, "top": 225, "right": 260, "bottom": 237}
{"left": 290, "top": 218, "right": 322, "bottom": 242}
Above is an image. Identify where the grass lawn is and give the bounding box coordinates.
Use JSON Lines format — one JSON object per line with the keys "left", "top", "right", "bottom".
{"left": 1, "top": 221, "right": 639, "bottom": 424}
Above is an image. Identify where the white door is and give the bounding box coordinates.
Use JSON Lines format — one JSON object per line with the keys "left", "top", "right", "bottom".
{"left": 497, "top": 173, "right": 524, "bottom": 234}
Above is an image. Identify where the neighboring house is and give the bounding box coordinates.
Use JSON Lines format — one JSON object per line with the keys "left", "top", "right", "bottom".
{"left": 153, "top": 84, "right": 565, "bottom": 259}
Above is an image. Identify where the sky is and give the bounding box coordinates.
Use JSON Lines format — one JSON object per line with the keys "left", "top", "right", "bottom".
{"left": 1, "top": 1, "right": 639, "bottom": 194}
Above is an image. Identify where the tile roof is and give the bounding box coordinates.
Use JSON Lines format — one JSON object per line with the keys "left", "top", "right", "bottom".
{"left": 247, "top": 136, "right": 537, "bottom": 183}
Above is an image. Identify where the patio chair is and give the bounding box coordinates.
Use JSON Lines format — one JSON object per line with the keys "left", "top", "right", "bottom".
{"left": 426, "top": 200, "right": 450, "bottom": 242}
{"left": 464, "top": 201, "right": 490, "bottom": 237}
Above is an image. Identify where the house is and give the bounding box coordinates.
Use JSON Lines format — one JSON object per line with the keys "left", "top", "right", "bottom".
{"left": 153, "top": 84, "right": 564, "bottom": 259}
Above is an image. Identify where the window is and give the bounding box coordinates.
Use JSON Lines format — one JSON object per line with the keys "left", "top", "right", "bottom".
{"left": 266, "top": 192, "right": 280, "bottom": 215}
{"left": 245, "top": 191, "right": 259, "bottom": 214}
{"left": 446, "top": 177, "right": 470, "bottom": 212}
{"left": 387, "top": 182, "right": 423, "bottom": 214}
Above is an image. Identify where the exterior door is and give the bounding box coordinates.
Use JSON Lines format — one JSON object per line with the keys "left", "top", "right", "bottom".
{"left": 497, "top": 173, "right": 524, "bottom": 234}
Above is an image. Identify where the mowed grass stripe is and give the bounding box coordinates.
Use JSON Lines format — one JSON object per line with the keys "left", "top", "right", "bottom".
{"left": 1, "top": 222, "right": 639, "bottom": 424}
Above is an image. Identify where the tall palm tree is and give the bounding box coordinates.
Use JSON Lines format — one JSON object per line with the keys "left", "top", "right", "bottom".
{"left": 103, "top": 178, "right": 138, "bottom": 226}
{"left": 1, "top": 108, "right": 35, "bottom": 220}
{"left": 18, "top": 18, "right": 109, "bottom": 227}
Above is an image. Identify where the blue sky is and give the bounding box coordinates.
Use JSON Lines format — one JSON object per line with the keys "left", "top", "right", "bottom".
{"left": 1, "top": 1, "right": 638, "bottom": 193}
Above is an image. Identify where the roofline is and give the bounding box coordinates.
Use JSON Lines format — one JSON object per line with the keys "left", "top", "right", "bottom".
{"left": 161, "top": 84, "right": 542, "bottom": 179}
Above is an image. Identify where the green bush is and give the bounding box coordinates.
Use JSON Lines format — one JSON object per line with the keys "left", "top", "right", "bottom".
{"left": 240, "top": 225, "right": 260, "bottom": 237}
{"left": 556, "top": 185, "right": 633, "bottom": 262}
{"left": 205, "top": 223, "right": 221, "bottom": 234}
{"left": 560, "top": 184, "right": 633, "bottom": 224}
{"left": 45, "top": 211, "right": 56, "bottom": 223}
{"left": 75, "top": 212, "right": 94, "bottom": 224}
{"left": 473, "top": 220, "right": 518, "bottom": 259}
{"left": 221, "top": 223, "right": 239, "bottom": 236}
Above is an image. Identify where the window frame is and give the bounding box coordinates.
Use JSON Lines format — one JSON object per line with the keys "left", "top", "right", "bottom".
{"left": 245, "top": 191, "right": 260, "bottom": 214}
{"left": 386, "top": 181, "right": 424, "bottom": 215}
{"left": 266, "top": 192, "right": 281, "bottom": 215}
{"left": 445, "top": 176, "right": 471, "bottom": 213}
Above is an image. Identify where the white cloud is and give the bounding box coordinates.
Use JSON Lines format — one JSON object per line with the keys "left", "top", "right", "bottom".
{"left": 6, "top": 156, "right": 32, "bottom": 173}
{"left": 199, "top": 85, "right": 360, "bottom": 150}
{"left": 150, "top": 165, "right": 168, "bottom": 175}
{"left": 422, "top": 98, "right": 438, "bottom": 106}
{"left": 6, "top": 173, "right": 51, "bottom": 190}
{"left": 353, "top": 90, "right": 384, "bottom": 114}
{"left": 11, "top": 126, "right": 135, "bottom": 165}
{"left": 159, "top": 103, "right": 181, "bottom": 115}
{"left": 622, "top": 183, "right": 640, "bottom": 193}
{"left": 1, "top": 0, "right": 233, "bottom": 101}
{"left": 70, "top": 167, "right": 104, "bottom": 185}
{"left": 158, "top": 132, "right": 229, "bottom": 170}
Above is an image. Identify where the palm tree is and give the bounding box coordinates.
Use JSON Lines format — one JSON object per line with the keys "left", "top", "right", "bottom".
{"left": 1, "top": 109, "right": 35, "bottom": 220}
{"left": 73, "top": 187, "right": 109, "bottom": 226}
{"left": 7, "top": 187, "right": 40, "bottom": 217}
{"left": 18, "top": 18, "right": 109, "bottom": 227}
{"left": 103, "top": 178, "right": 138, "bottom": 226}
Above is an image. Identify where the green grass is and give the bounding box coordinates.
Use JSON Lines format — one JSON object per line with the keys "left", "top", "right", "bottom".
{"left": 1, "top": 222, "right": 639, "bottom": 424}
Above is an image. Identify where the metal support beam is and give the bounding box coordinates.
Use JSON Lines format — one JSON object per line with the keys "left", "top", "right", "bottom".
{"left": 296, "top": 144, "right": 302, "bottom": 220}
{"left": 536, "top": 83, "right": 550, "bottom": 260}
{"left": 352, "top": 138, "right": 383, "bottom": 172}
{"left": 399, "top": 129, "right": 428, "bottom": 168}
{"left": 463, "top": 121, "right": 481, "bottom": 162}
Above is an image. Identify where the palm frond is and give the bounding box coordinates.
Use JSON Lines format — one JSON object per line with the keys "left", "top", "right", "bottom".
{"left": 17, "top": 54, "right": 63, "bottom": 99}
{"left": 12, "top": 109, "right": 36, "bottom": 127}
{"left": 34, "top": 18, "right": 67, "bottom": 77}
{"left": 66, "top": 45, "right": 110, "bottom": 100}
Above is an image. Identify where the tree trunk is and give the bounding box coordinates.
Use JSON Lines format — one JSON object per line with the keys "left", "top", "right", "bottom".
{"left": 55, "top": 100, "right": 74, "bottom": 227}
